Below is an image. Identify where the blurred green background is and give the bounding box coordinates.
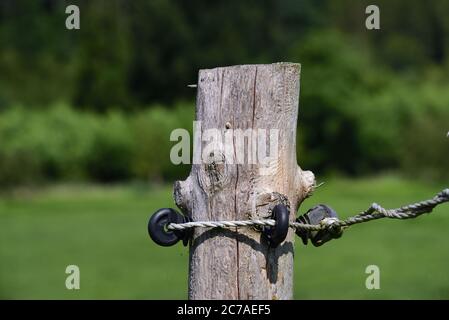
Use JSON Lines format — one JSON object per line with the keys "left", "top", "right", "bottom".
{"left": 0, "top": 0, "right": 448, "bottom": 299}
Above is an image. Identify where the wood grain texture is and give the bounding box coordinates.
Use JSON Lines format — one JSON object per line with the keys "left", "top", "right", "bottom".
{"left": 174, "top": 63, "right": 315, "bottom": 300}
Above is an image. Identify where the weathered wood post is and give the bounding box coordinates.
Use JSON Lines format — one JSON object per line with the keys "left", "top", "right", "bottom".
{"left": 174, "top": 63, "right": 315, "bottom": 300}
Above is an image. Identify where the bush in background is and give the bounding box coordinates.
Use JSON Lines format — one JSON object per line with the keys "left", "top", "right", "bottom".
{"left": 290, "top": 31, "right": 390, "bottom": 175}
{"left": 291, "top": 31, "right": 449, "bottom": 179}
{"left": 0, "top": 105, "right": 97, "bottom": 186}
{"left": 0, "top": 103, "right": 194, "bottom": 187}
{"left": 130, "top": 103, "right": 193, "bottom": 182}
{"left": 86, "top": 112, "right": 134, "bottom": 182}
{"left": 400, "top": 81, "right": 449, "bottom": 181}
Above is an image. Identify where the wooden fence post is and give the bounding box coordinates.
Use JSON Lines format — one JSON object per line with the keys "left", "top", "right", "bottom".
{"left": 174, "top": 63, "right": 315, "bottom": 300}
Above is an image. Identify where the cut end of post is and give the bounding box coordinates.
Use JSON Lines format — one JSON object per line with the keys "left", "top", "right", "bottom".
{"left": 198, "top": 62, "right": 301, "bottom": 74}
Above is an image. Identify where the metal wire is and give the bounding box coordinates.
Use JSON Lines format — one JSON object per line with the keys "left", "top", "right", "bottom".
{"left": 167, "top": 189, "right": 449, "bottom": 233}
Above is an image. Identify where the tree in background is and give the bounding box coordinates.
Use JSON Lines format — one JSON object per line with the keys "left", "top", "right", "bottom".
{"left": 1, "top": 0, "right": 449, "bottom": 109}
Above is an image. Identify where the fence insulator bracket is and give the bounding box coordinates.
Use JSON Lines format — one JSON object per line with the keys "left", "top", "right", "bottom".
{"left": 262, "top": 204, "right": 290, "bottom": 248}
{"left": 295, "top": 204, "right": 343, "bottom": 247}
{"left": 148, "top": 208, "right": 191, "bottom": 247}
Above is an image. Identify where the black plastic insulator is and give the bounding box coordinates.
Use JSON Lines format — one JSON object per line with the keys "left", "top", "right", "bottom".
{"left": 263, "top": 204, "right": 290, "bottom": 248}
{"left": 148, "top": 208, "right": 192, "bottom": 247}
{"left": 295, "top": 204, "right": 342, "bottom": 247}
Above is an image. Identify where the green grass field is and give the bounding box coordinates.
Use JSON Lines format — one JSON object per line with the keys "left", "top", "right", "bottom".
{"left": 0, "top": 176, "right": 448, "bottom": 299}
